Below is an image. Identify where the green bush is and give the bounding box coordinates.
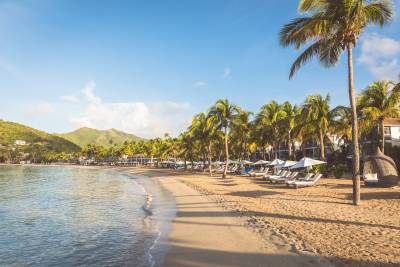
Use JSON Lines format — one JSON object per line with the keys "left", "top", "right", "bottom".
{"left": 311, "top": 164, "right": 348, "bottom": 178}
{"left": 332, "top": 164, "right": 348, "bottom": 178}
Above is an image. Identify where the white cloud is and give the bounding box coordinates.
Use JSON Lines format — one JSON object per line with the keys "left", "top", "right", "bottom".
{"left": 358, "top": 33, "right": 400, "bottom": 81}
{"left": 82, "top": 80, "right": 101, "bottom": 104}
{"left": 60, "top": 95, "right": 80, "bottom": 103}
{"left": 193, "top": 81, "right": 207, "bottom": 87}
{"left": 222, "top": 67, "right": 232, "bottom": 79}
{"left": 69, "top": 82, "right": 192, "bottom": 138}
{"left": 24, "top": 101, "right": 54, "bottom": 118}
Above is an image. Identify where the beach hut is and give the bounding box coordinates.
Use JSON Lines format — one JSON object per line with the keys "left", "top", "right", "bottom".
{"left": 363, "top": 147, "right": 399, "bottom": 187}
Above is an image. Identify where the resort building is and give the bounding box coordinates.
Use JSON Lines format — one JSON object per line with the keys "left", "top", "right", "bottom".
{"left": 383, "top": 118, "right": 400, "bottom": 148}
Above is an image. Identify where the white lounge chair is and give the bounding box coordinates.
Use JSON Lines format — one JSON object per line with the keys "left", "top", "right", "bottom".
{"left": 270, "top": 172, "right": 299, "bottom": 183}
{"left": 363, "top": 173, "right": 378, "bottom": 184}
{"left": 249, "top": 167, "right": 264, "bottom": 176}
{"left": 251, "top": 167, "right": 270, "bottom": 177}
{"left": 286, "top": 173, "right": 314, "bottom": 185}
{"left": 287, "top": 173, "right": 322, "bottom": 188}
{"left": 264, "top": 170, "right": 288, "bottom": 181}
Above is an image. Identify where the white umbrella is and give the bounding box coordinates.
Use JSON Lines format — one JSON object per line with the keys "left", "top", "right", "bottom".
{"left": 240, "top": 160, "right": 253, "bottom": 165}
{"left": 290, "top": 157, "right": 326, "bottom": 169}
{"left": 227, "top": 159, "right": 238, "bottom": 164}
{"left": 269, "top": 159, "right": 284, "bottom": 166}
{"left": 253, "top": 160, "right": 270, "bottom": 165}
{"left": 277, "top": 160, "right": 297, "bottom": 169}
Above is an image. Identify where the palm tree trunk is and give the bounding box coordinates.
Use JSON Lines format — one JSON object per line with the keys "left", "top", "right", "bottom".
{"left": 208, "top": 143, "right": 213, "bottom": 176}
{"left": 319, "top": 130, "right": 325, "bottom": 161}
{"left": 288, "top": 130, "right": 292, "bottom": 160}
{"left": 223, "top": 127, "right": 229, "bottom": 178}
{"left": 381, "top": 119, "right": 385, "bottom": 154}
{"left": 347, "top": 44, "right": 360, "bottom": 206}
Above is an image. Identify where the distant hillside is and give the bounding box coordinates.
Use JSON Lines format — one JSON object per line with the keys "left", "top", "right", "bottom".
{"left": 58, "top": 127, "right": 145, "bottom": 148}
{"left": 0, "top": 120, "right": 80, "bottom": 153}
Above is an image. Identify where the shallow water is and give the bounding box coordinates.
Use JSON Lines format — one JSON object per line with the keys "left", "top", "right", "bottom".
{"left": 0, "top": 166, "right": 174, "bottom": 267}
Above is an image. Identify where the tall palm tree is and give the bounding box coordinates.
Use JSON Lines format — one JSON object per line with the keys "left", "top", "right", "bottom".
{"left": 358, "top": 80, "right": 400, "bottom": 153}
{"left": 302, "top": 94, "right": 332, "bottom": 161}
{"left": 256, "top": 101, "right": 286, "bottom": 159}
{"left": 189, "top": 112, "right": 219, "bottom": 175}
{"left": 208, "top": 99, "right": 239, "bottom": 178}
{"left": 281, "top": 101, "right": 301, "bottom": 159}
{"left": 231, "top": 109, "right": 252, "bottom": 161}
{"left": 280, "top": 0, "right": 393, "bottom": 205}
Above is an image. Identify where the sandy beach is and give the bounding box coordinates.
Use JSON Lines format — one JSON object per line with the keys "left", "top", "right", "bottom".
{"left": 120, "top": 167, "right": 400, "bottom": 267}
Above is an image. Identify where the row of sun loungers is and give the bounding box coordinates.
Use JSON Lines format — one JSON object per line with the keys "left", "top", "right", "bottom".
{"left": 258, "top": 170, "right": 322, "bottom": 188}
{"left": 213, "top": 163, "right": 323, "bottom": 188}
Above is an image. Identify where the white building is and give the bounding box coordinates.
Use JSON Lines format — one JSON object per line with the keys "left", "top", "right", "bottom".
{"left": 15, "top": 140, "right": 26, "bottom": 146}
{"left": 383, "top": 118, "right": 400, "bottom": 147}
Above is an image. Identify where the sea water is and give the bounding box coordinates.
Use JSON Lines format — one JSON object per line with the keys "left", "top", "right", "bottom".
{"left": 0, "top": 165, "right": 175, "bottom": 267}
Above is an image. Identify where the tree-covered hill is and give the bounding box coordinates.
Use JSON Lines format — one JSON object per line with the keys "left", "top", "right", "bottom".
{"left": 57, "top": 127, "right": 145, "bottom": 148}
{"left": 0, "top": 120, "right": 80, "bottom": 153}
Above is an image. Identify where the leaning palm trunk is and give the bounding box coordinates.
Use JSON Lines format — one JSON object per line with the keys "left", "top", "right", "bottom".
{"left": 380, "top": 119, "right": 385, "bottom": 154}
{"left": 347, "top": 44, "right": 360, "bottom": 205}
{"left": 223, "top": 127, "right": 229, "bottom": 178}
{"left": 319, "top": 130, "right": 325, "bottom": 161}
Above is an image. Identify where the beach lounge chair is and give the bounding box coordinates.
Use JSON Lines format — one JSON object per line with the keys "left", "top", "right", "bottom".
{"left": 270, "top": 172, "right": 299, "bottom": 183}
{"left": 287, "top": 173, "right": 322, "bottom": 188}
{"left": 212, "top": 165, "right": 225, "bottom": 174}
{"left": 251, "top": 167, "right": 270, "bottom": 177}
{"left": 239, "top": 167, "right": 253, "bottom": 175}
{"left": 286, "top": 173, "right": 314, "bottom": 185}
{"left": 249, "top": 167, "right": 264, "bottom": 176}
{"left": 363, "top": 173, "right": 378, "bottom": 185}
{"left": 264, "top": 170, "right": 288, "bottom": 182}
{"left": 227, "top": 165, "right": 238, "bottom": 174}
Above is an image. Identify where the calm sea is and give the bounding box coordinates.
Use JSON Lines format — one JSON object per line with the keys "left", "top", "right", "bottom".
{"left": 0, "top": 165, "right": 175, "bottom": 267}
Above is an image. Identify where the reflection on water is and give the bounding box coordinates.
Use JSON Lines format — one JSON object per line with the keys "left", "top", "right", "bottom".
{"left": 0, "top": 166, "right": 160, "bottom": 267}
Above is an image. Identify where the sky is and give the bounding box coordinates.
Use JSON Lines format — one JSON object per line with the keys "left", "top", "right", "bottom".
{"left": 0, "top": 0, "right": 399, "bottom": 138}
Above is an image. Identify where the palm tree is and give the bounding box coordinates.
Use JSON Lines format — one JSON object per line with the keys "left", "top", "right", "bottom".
{"left": 189, "top": 112, "right": 219, "bottom": 175}
{"left": 280, "top": 0, "right": 393, "bottom": 205}
{"left": 302, "top": 94, "right": 332, "bottom": 161}
{"left": 256, "top": 101, "right": 286, "bottom": 159}
{"left": 281, "top": 101, "right": 300, "bottom": 159}
{"left": 231, "top": 109, "right": 252, "bottom": 161}
{"left": 208, "top": 99, "right": 239, "bottom": 178}
{"left": 358, "top": 80, "right": 400, "bottom": 153}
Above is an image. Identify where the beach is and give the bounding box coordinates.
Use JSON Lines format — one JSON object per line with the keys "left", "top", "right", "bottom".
{"left": 120, "top": 167, "right": 399, "bottom": 267}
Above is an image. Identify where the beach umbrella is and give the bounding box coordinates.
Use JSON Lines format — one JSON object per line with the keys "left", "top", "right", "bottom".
{"left": 269, "top": 159, "right": 284, "bottom": 166}
{"left": 253, "top": 160, "right": 270, "bottom": 165}
{"left": 240, "top": 160, "right": 253, "bottom": 165}
{"left": 277, "top": 160, "right": 297, "bottom": 169}
{"left": 289, "top": 157, "right": 326, "bottom": 169}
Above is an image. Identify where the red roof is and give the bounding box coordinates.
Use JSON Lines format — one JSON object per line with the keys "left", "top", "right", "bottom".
{"left": 383, "top": 118, "right": 400, "bottom": 126}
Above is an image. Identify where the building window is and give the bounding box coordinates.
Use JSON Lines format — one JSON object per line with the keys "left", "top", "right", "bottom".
{"left": 384, "top": 126, "right": 391, "bottom": 135}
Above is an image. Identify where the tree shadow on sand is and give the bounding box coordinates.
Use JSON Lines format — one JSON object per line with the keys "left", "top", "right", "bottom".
{"left": 161, "top": 241, "right": 399, "bottom": 267}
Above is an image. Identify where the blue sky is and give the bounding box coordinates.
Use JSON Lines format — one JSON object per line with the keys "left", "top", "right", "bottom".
{"left": 0, "top": 0, "right": 399, "bottom": 138}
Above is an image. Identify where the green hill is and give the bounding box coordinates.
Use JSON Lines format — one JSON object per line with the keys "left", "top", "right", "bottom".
{"left": 58, "top": 127, "right": 145, "bottom": 148}
{"left": 0, "top": 120, "right": 80, "bottom": 153}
